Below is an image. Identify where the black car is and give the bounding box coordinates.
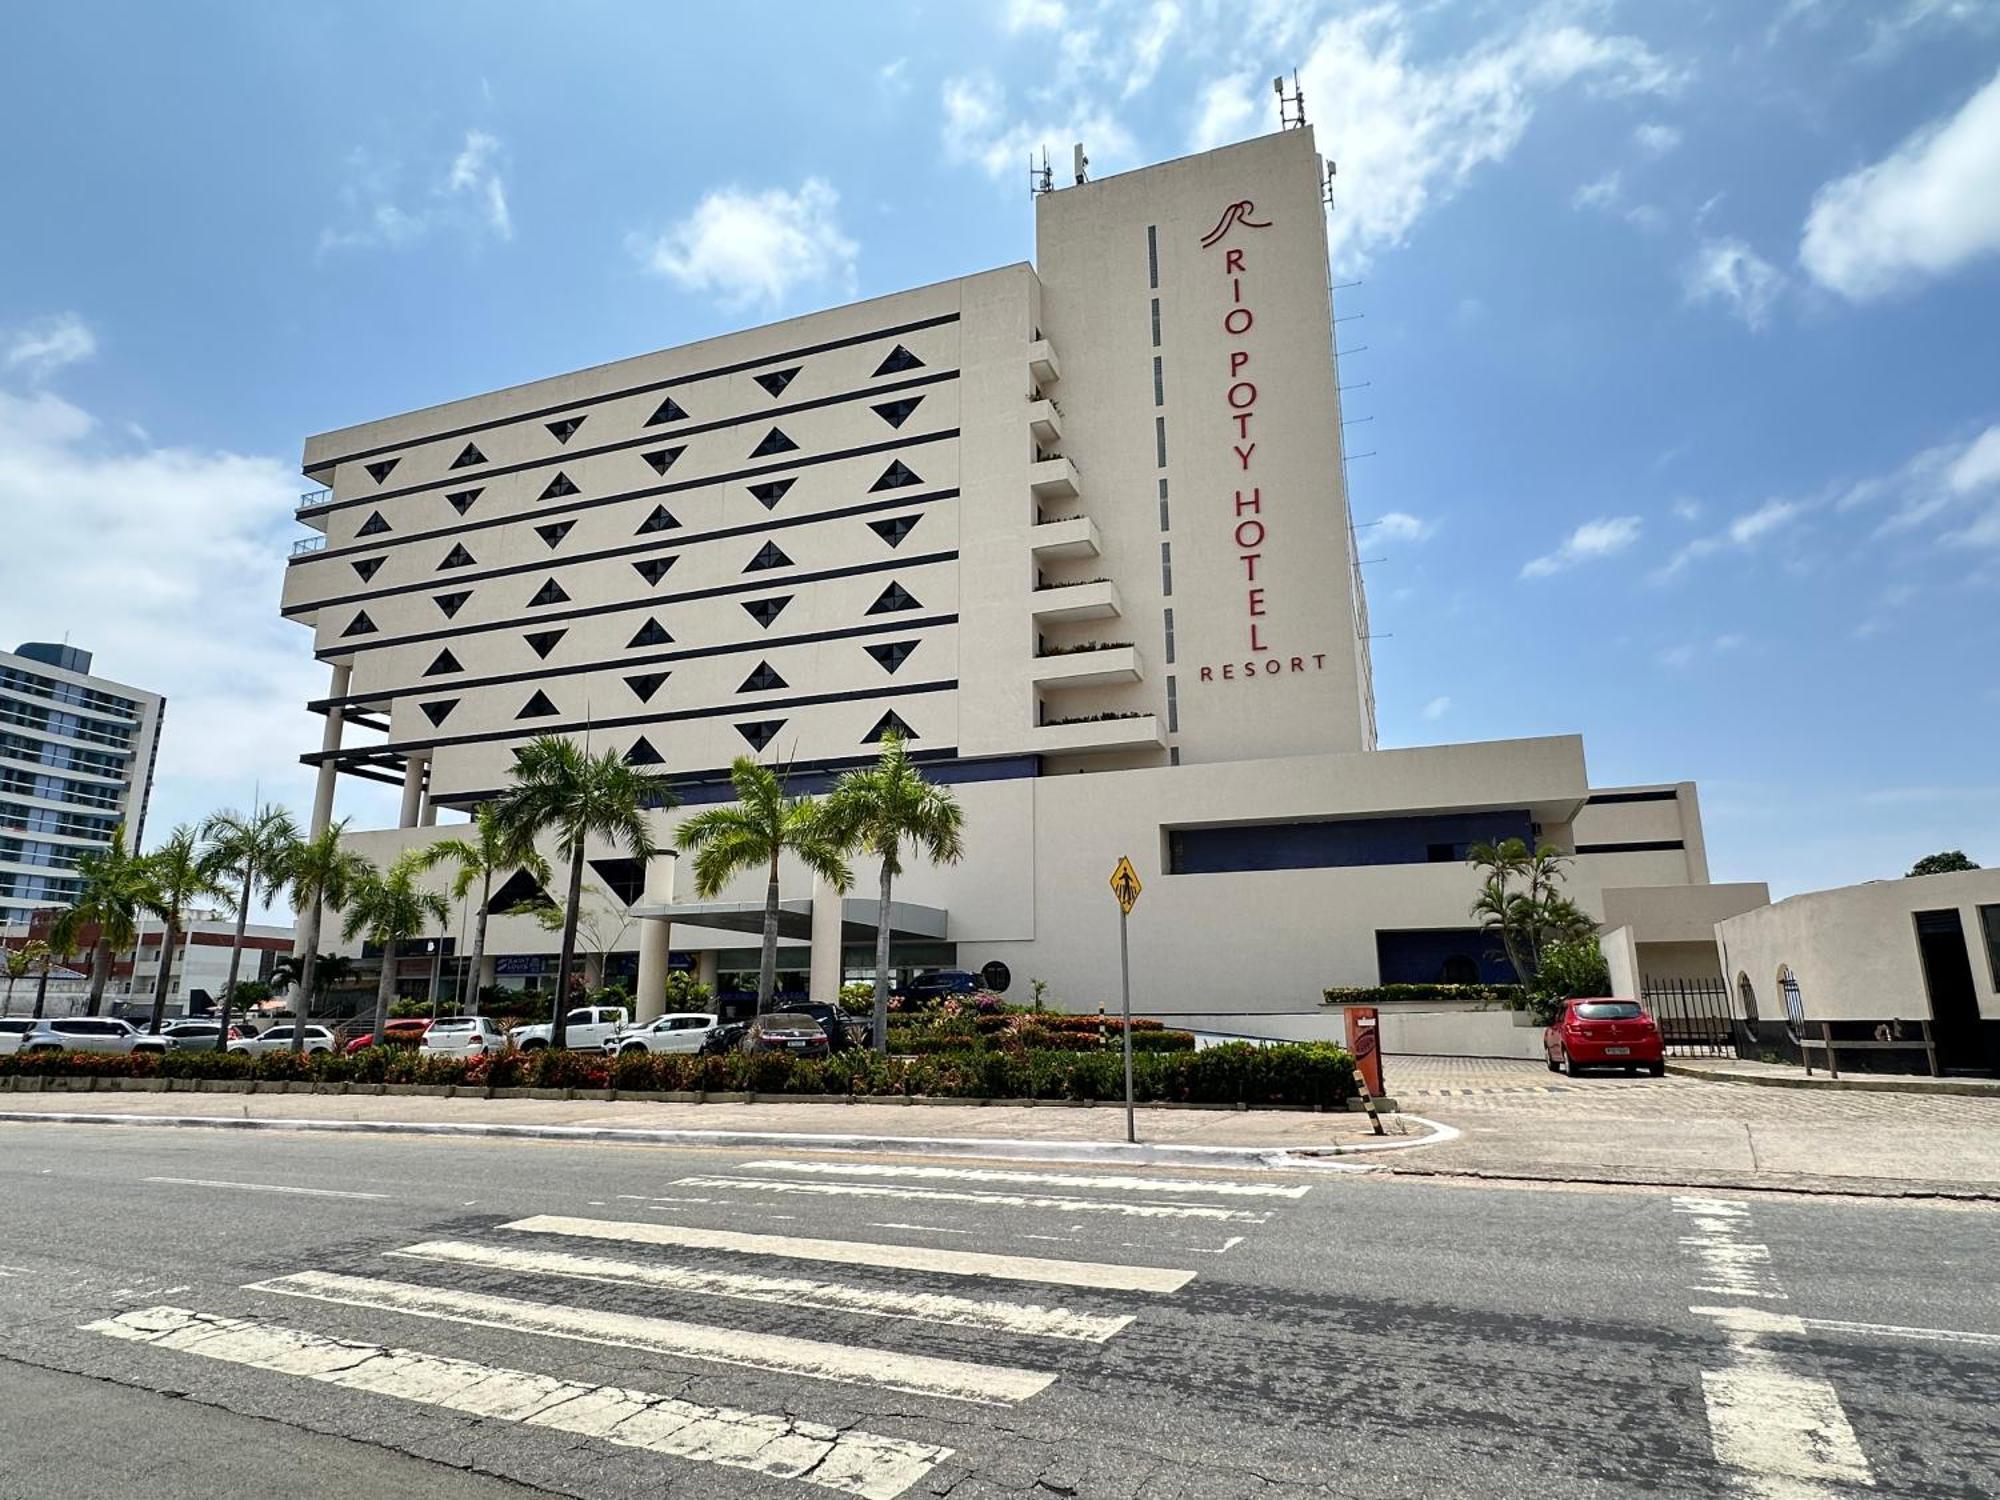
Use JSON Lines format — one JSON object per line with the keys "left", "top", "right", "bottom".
{"left": 699, "top": 1022, "right": 750, "bottom": 1057}
{"left": 902, "top": 969, "right": 982, "bottom": 1006}
{"left": 786, "top": 1000, "right": 862, "bottom": 1053}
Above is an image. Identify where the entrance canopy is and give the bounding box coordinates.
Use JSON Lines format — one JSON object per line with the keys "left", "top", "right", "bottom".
{"left": 631, "top": 896, "right": 948, "bottom": 946}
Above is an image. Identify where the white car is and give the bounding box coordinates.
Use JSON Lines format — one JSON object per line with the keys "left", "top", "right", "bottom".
{"left": 228, "top": 1024, "right": 337, "bottom": 1056}
{"left": 509, "top": 1006, "right": 629, "bottom": 1052}
{"left": 419, "top": 1016, "right": 508, "bottom": 1058}
{"left": 0, "top": 1017, "right": 41, "bottom": 1056}
{"left": 602, "top": 1013, "right": 721, "bottom": 1056}
{"left": 18, "top": 1018, "right": 170, "bottom": 1055}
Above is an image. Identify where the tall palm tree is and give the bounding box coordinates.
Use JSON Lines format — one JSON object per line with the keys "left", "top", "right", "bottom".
{"left": 50, "top": 827, "right": 150, "bottom": 1015}
{"left": 30, "top": 937, "right": 71, "bottom": 1020}
{"left": 823, "top": 733, "right": 965, "bottom": 1051}
{"left": 281, "top": 820, "right": 370, "bottom": 1052}
{"left": 2, "top": 942, "right": 43, "bottom": 1015}
{"left": 202, "top": 804, "right": 300, "bottom": 1050}
{"left": 417, "top": 804, "right": 552, "bottom": 1019}
{"left": 137, "top": 825, "right": 229, "bottom": 1034}
{"left": 678, "top": 756, "right": 850, "bottom": 1016}
{"left": 342, "top": 851, "right": 451, "bottom": 1047}
{"left": 1468, "top": 837, "right": 1586, "bottom": 984}
{"left": 494, "top": 736, "right": 676, "bottom": 1049}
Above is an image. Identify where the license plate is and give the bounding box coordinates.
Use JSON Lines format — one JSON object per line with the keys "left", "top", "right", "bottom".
{"left": 787, "top": 1040, "right": 811, "bottom": 1050}
{"left": 1604, "top": 1046, "right": 1631, "bottom": 1056}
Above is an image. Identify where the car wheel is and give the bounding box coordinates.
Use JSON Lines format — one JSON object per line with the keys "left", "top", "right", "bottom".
{"left": 1648, "top": 1062, "right": 1666, "bottom": 1078}
{"left": 621, "top": 1044, "right": 647, "bottom": 1056}
{"left": 519, "top": 1040, "right": 545, "bottom": 1052}
{"left": 1562, "top": 1050, "right": 1581, "bottom": 1078}
{"left": 1545, "top": 1052, "right": 1560, "bottom": 1073}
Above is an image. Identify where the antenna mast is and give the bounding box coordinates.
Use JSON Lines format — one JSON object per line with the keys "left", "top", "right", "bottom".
{"left": 1274, "top": 70, "right": 1307, "bottom": 129}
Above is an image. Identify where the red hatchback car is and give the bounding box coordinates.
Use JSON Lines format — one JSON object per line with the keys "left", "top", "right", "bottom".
{"left": 1544, "top": 998, "right": 1666, "bottom": 1077}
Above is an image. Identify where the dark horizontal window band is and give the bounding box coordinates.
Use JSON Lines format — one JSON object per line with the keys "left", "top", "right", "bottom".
{"left": 302, "top": 678, "right": 959, "bottom": 763}
{"left": 288, "top": 486, "right": 960, "bottom": 616}
{"left": 311, "top": 613, "right": 960, "bottom": 713}
{"left": 1583, "top": 789, "right": 1680, "bottom": 805}
{"left": 302, "top": 368, "right": 958, "bottom": 522}
{"left": 1574, "top": 840, "right": 1686, "bottom": 854}
{"left": 308, "top": 312, "right": 962, "bottom": 478}
{"left": 315, "top": 549, "right": 960, "bottom": 660}
{"left": 293, "top": 429, "right": 960, "bottom": 567}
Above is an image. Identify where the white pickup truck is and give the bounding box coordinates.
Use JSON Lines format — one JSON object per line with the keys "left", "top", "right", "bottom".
{"left": 509, "top": 1005, "right": 630, "bottom": 1052}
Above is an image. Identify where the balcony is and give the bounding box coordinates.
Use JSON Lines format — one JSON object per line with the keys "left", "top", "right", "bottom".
{"left": 291, "top": 535, "right": 328, "bottom": 557}
{"left": 1028, "top": 339, "right": 1060, "bottom": 391}
{"left": 1030, "top": 578, "right": 1121, "bottom": 624}
{"left": 1028, "top": 398, "right": 1062, "bottom": 447}
{"left": 297, "top": 489, "right": 330, "bottom": 513}
{"left": 1026, "top": 714, "right": 1164, "bottom": 756}
{"left": 1029, "top": 455, "right": 1080, "bottom": 503}
{"left": 1031, "top": 644, "right": 1142, "bottom": 690}
{"left": 1029, "top": 515, "right": 1100, "bottom": 561}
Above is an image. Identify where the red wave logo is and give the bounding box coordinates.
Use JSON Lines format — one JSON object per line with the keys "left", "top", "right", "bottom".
{"left": 1199, "top": 200, "right": 1272, "bottom": 248}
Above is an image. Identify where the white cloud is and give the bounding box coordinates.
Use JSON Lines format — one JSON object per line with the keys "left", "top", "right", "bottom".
{"left": 444, "top": 130, "right": 511, "bottom": 240}
{"left": 1420, "top": 695, "right": 1451, "bottom": 721}
{"left": 1671, "top": 497, "right": 1704, "bottom": 522}
{"left": 1005, "top": 0, "right": 1066, "bottom": 32}
{"left": 878, "top": 57, "right": 910, "bottom": 96}
{"left": 1682, "top": 237, "right": 1786, "bottom": 330}
{"left": 1660, "top": 496, "right": 1809, "bottom": 574}
{"left": 319, "top": 130, "right": 515, "bottom": 255}
{"left": 1270, "top": 7, "right": 1684, "bottom": 269}
{"left": 1521, "top": 515, "right": 1643, "bottom": 578}
{"left": 1123, "top": 2, "right": 1180, "bottom": 98}
{"left": 1949, "top": 424, "right": 2000, "bottom": 493}
{"left": 1189, "top": 72, "right": 1259, "bottom": 152}
{"left": 1800, "top": 67, "right": 2000, "bottom": 300}
{"left": 3, "top": 313, "right": 96, "bottom": 381}
{"left": 1634, "top": 121, "right": 1682, "bottom": 157}
{"left": 940, "top": 72, "right": 1138, "bottom": 181}
{"left": 1572, "top": 169, "right": 1622, "bottom": 211}
{"left": 1374, "top": 511, "right": 1436, "bottom": 542}
{"left": 634, "top": 178, "right": 859, "bottom": 311}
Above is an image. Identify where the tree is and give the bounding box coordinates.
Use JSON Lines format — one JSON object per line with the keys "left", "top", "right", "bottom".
{"left": 280, "top": 820, "right": 371, "bottom": 1049}
{"left": 1527, "top": 933, "right": 1613, "bottom": 1024}
{"left": 136, "top": 825, "right": 230, "bottom": 1034}
{"left": 2, "top": 943, "right": 43, "bottom": 1015}
{"left": 49, "top": 826, "right": 150, "bottom": 1015}
{"left": 417, "top": 804, "right": 552, "bottom": 1018}
{"left": 30, "top": 937, "right": 71, "bottom": 1020}
{"left": 678, "top": 757, "right": 851, "bottom": 1016}
{"left": 494, "top": 736, "right": 676, "bottom": 1049}
{"left": 202, "top": 803, "right": 300, "bottom": 1051}
{"left": 1467, "top": 838, "right": 1595, "bottom": 986}
{"left": 823, "top": 733, "right": 965, "bottom": 1051}
{"left": 1908, "top": 850, "right": 1979, "bottom": 877}
{"left": 341, "top": 852, "right": 451, "bottom": 1047}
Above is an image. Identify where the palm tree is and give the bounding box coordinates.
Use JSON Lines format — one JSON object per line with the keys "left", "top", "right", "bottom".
{"left": 416, "top": 804, "right": 552, "bottom": 1019}
{"left": 137, "top": 825, "right": 229, "bottom": 1034}
{"left": 823, "top": 733, "right": 965, "bottom": 1051}
{"left": 30, "top": 937, "right": 70, "bottom": 1020}
{"left": 49, "top": 827, "right": 150, "bottom": 1015}
{"left": 678, "top": 756, "right": 850, "bottom": 1016}
{"left": 342, "top": 851, "right": 451, "bottom": 1047}
{"left": 280, "top": 820, "right": 371, "bottom": 1052}
{"left": 1468, "top": 838, "right": 1588, "bottom": 984}
{"left": 494, "top": 736, "right": 676, "bottom": 1049}
{"left": 202, "top": 803, "right": 300, "bottom": 1050}
{"left": 2, "top": 942, "right": 43, "bottom": 1015}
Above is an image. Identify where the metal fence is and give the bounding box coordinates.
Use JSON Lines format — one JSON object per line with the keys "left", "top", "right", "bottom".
{"left": 1643, "top": 976, "right": 1737, "bottom": 1057}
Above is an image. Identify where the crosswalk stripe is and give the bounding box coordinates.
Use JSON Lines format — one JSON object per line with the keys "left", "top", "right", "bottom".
{"left": 389, "top": 1239, "right": 1134, "bottom": 1343}
{"left": 673, "top": 1175, "right": 1271, "bottom": 1223}
{"left": 246, "top": 1270, "right": 1055, "bottom": 1405}
{"left": 502, "top": 1214, "right": 1195, "bottom": 1294}
{"left": 85, "top": 1305, "right": 946, "bottom": 1499}
{"left": 735, "top": 1160, "right": 1311, "bottom": 1199}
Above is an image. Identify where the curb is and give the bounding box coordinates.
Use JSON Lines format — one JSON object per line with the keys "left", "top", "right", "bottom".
{"left": 1665, "top": 1063, "right": 2000, "bottom": 1099}
{"left": 0, "top": 1107, "right": 1452, "bottom": 1171}
{"left": 1378, "top": 1160, "right": 2000, "bottom": 1203}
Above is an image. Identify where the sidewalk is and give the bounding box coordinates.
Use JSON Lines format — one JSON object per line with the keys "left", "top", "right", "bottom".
{"left": 1666, "top": 1056, "right": 2000, "bottom": 1097}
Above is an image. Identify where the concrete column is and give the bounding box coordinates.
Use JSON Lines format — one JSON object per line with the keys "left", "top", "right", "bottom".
{"left": 697, "top": 949, "right": 719, "bottom": 993}
{"left": 809, "top": 871, "right": 843, "bottom": 1005}
{"left": 398, "top": 753, "right": 427, "bottom": 830}
{"left": 633, "top": 852, "right": 677, "bottom": 1024}
{"left": 308, "top": 662, "right": 352, "bottom": 840}
{"left": 418, "top": 784, "right": 438, "bottom": 827}
{"left": 478, "top": 953, "right": 497, "bottom": 997}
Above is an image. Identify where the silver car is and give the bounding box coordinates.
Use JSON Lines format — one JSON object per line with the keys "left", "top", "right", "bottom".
{"left": 0, "top": 1017, "right": 40, "bottom": 1056}
{"left": 227, "top": 1024, "right": 337, "bottom": 1056}
{"left": 18, "top": 1018, "right": 169, "bottom": 1055}
{"left": 418, "top": 1016, "right": 507, "bottom": 1058}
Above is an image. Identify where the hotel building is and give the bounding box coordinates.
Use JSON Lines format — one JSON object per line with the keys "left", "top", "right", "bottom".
{"left": 283, "top": 127, "right": 1757, "bottom": 1036}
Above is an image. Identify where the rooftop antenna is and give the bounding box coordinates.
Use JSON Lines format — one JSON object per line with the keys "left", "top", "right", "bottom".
{"left": 1072, "top": 142, "right": 1089, "bottom": 186}
{"left": 1274, "top": 70, "right": 1307, "bottom": 130}
{"left": 1030, "top": 147, "right": 1054, "bottom": 197}
{"left": 1322, "top": 161, "right": 1337, "bottom": 211}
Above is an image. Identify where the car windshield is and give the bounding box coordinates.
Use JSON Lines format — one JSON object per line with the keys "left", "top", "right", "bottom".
{"left": 1575, "top": 1002, "right": 1643, "bottom": 1020}
{"left": 760, "top": 1013, "right": 819, "bottom": 1030}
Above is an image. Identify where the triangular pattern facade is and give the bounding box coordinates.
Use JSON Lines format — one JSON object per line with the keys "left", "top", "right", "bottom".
{"left": 540, "top": 472, "right": 579, "bottom": 500}
{"left": 438, "top": 543, "right": 476, "bottom": 570}
{"left": 867, "top": 581, "right": 919, "bottom": 614}
{"left": 870, "top": 460, "right": 922, "bottom": 492}
{"left": 528, "top": 577, "right": 570, "bottom": 607}
{"left": 446, "top": 488, "right": 482, "bottom": 514}
{"left": 434, "top": 591, "right": 471, "bottom": 618}
{"left": 351, "top": 557, "right": 384, "bottom": 582}
{"left": 863, "top": 710, "right": 917, "bottom": 743}
{"left": 747, "top": 478, "right": 795, "bottom": 510}
{"left": 735, "top": 720, "right": 785, "bottom": 751}
{"left": 420, "top": 699, "right": 458, "bottom": 727}
{"left": 546, "top": 416, "right": 586, "bottom": 444}
{"left": 741, "top": 595, "right": 791, "bottom": 629}
{"left": 749, "top": 427, "right": 799, "bottom": 458}
{"left": 863, "top": 640, "right": 918, "bottom": 674}
{"left": 744, "top": 541, "right": 793, "bottom": 572}
{"left": 365, "top": 458, "right": 399, "bottom": 484}
{"left": 635, "top": 505, "right": 680, "bottom": 534}
{"left": 341, "top": 611, "right": 377, "bottom": 637}
{"left": 872, "top": 396, "right": 923, "bottom": 429}
{"left": 754, "top": 367, "right": 800, "bottom": 397}
{"left": 535, "top": 521, "right": 574, "bottom": 549}
{"left": 423, "top": 650, "right": 463, "bottom": 676}
{"left": 356, "top": 511, "right": 392, "bottom": 537}
{"left": 642, "top": 446, "right": 685, "bottom": 476}
{"left": 627, "top": 618, "right": 673, "bottom": 649}
{"left": 450, "top": 443, "right": 486, "bottom": 469}
{"left": 518, "top": 690, "right": 558, "bottom": 719}
{"left": 645, "top": 396, "right": 689, "bottom": 426}
{"left": 873, "top": 344, "right": 924, "bottom": 375}
{"left": 739, "top": 661, "right": 788, "bottom": 693}
{"left": 624, "top": 736, "right": 664, "bottom": 766}
{"left": 868, "top": 515, "right": 920, "bottom": 548}
{"left": 625, "top": 672, "right": 670, "bottom": 703}
{"left": 524, "top": 630, "right": 566, "bottom": 660}
{"left": 632, "top": 556, "right": 676, "bottom": 586}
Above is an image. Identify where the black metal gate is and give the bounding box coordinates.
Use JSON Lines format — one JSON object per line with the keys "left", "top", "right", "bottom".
{"left": 1643, "top": 976, "right": 1736, "bottom": 1057}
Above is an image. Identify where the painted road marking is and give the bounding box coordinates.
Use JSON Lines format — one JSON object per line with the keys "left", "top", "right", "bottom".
{"left": 673, "top": 1175, "right": 1270, "bottom": 1224}
{"left": 503, "top": 1214, "right": 1195, "bottom": 1294}
{"left": 85, "top": 1305, "right": 946, "bottom": 1499}
{"left": 246, "top": 1270, "right": 1055, "bottom": 1405}
{"left": 1803, "top": 1317, "right": 2000, "bottom": 1349}
{"left": 389, "top": 1239, "right": 1133, "bottom": 1343}
{"left": 735, "top": 1160, "right": 1311, "bottom": 1199}
{"left": 143, "top": 1176, "right": 391, "bottom": 1201}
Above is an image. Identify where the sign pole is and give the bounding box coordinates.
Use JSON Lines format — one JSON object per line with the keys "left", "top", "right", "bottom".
{"left": 1119, "top": 902, "right": 1135, "bottom": 1144}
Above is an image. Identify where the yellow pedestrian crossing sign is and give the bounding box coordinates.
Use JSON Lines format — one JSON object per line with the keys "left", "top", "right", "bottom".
{"left": 1108, "top": 856, "right": 1143, "bottom": 914}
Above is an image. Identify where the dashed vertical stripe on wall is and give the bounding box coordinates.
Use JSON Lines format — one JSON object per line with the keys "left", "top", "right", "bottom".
{"left": 1154, "top": 417, "right": 1167, "bottom": 468}
{"left": 1166, "top": 676, "right": 1179, "bottom": 733}
{"left": 1163, "top": 607, "right": 1175, "bottom": 665}
{"left": 1157, "top": 477, "right": 1170, "bottom": 532}
{"left": 1160, "top": 542, "right": 1173, "bottom": 597}
{"left": 1146, "top": 225, "right": 1159, "bottom": 289}
{"left": 1150, "top": 297, "right": 1161, "bottom": 347}
{"left": 1152, "top": 356, "right": 1164, "bottom": 407}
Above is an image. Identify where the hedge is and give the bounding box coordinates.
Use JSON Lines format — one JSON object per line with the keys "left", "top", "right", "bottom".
{"left": 0, "top": 1040, "right": 1355, "bottom": 1107}
{"left": 887, "top": 1027, "right": 1196, "bottom": 1056}
{"left": 1321, "top": 983, "right": 1523, "bottom": 1008}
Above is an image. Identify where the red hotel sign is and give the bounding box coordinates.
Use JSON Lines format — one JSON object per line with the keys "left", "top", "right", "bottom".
{"left": 1195, "top": 200, "right": 1328, "bottom": 687}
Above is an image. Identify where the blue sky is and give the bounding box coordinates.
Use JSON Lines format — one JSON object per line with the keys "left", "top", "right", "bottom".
{"left": 2, "top": 0, "right": 1997, "bottom": 901}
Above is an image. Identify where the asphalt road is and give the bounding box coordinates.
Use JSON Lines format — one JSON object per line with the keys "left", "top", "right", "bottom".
{"left": 0, "top": 1123, "right": 1994, "bottom": 1499}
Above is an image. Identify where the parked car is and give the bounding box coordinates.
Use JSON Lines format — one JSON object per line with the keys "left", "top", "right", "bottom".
{"left": 18, "top": 1018, "right": 170, "bottom": 1055}
{"left": 0, "top": 1017, "right": 41, "bottom": 1056}
{"left": 228, "top": 1024, "right": 338, "bottom": 1056}
{"left": 901, "top": 969, "right": 983, "bottom": 1006}
{"left": 742, "top": 1011, "right": 832, "bottom": 1059}
{"left": 699, "top": 1021, "right": 750, "bottom": 1056}
{"left": 158, "top": 1021, "right": 250, "bottom": 1050}
{"left": 787, "top": 1000, "right": 864, "bottom": 1052}
{"left": 419, "top": 1016, "right": 508, "bottom": 1058}
{"left": 1544, "top": 998, "right": 1665, "bottom": 1077}
{"left": 345, "top": 1017, "right": 433, "bottom": 1053}
{"left": 510, "top": 1006, "right": 629, "bottom": 1052}
{"left": 603, "top": 1013, "right": 721, "bottom": 1056}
